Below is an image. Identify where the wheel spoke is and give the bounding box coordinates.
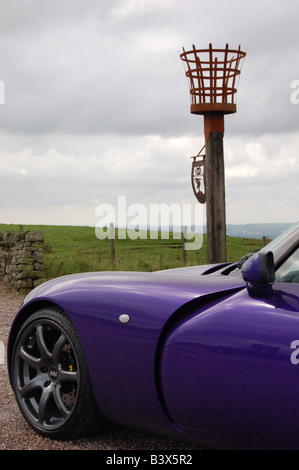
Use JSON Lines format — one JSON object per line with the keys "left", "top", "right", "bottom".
{"left": 36, "top": 324, "right": 51, "bottom": 360}
{"left": 54, "top": 384, "right": 71, "bottom": 417}
{"left": 38, "top": 385, "right": 53, "bottom": 423}
{"left": 19, "top": 346, "right": 41, "bottom": 370}
{"left": 19, "top": 376, "right": 42, "bottom": 398}
{"left": 52, "top": 333, "right": 67, "bottom": 364}
{"left": 58, "top": 368, "right": 79, "bottom": 383}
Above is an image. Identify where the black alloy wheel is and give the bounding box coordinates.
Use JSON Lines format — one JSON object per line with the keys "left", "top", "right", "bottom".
{"left": 11, "top": 307, "right": 103, "bottom": 439}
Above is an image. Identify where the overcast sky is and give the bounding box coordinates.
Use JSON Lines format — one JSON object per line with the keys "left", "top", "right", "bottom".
{"left": 0, "top": 0, "right": 298, "bottom": 228}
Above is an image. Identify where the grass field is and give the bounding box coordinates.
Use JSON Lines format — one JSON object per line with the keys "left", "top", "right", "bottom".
{"left": 0, "top": 223, "right": 265, "bottom": 280}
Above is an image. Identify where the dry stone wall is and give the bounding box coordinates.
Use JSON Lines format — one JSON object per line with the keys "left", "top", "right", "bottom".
{"left": 0, "top": 230, "right": 46, "bottom": 293}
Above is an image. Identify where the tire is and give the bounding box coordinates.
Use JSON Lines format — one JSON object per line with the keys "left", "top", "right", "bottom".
{"left": 11, "top": 306, "right": 104, "bottom": 439}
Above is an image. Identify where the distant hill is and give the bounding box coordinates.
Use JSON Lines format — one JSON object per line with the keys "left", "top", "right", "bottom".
{"left": 224, "top": 223, "right": 294, "bottom": 240}
{"left": 157, "top": 223, "right": 295, "bottom": 240}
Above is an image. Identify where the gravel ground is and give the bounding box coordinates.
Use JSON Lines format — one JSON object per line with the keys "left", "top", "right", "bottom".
{"left": 0, "top": 280, "right": 204, "bottom": 451}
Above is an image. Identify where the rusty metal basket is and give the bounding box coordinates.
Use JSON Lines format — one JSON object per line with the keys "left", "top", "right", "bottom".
{"left": 180, "top": 43, "right": 246, "bottom": 115}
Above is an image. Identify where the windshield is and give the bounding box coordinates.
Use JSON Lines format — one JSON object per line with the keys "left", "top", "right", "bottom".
{"left": 260, "top": 222, "right": 299, "bottom": 255}
{"left": 275, "top": 246, "right": 299, "bottom": 283}
{"left": 228, "top": 222, "right": 299, "bottom": 279}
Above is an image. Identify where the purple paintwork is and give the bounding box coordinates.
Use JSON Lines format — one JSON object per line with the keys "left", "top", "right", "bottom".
{"left": 7, "top": 222, "right": 299, "bottom": 449}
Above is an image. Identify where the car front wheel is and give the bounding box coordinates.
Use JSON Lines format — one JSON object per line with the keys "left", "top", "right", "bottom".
{"left": 11, "top": 307, "right": 103, "bottom": 439}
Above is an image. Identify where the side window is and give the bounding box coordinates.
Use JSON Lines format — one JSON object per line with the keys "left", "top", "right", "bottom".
{"left": 275, "top": 247, "right": 299, "bottom": 283}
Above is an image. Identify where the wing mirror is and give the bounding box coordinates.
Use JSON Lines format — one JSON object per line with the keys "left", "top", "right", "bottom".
{"left": 241, "top": 251, "right": 275, "bottom": 297}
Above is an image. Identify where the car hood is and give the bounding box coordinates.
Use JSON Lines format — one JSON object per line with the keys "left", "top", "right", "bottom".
{"left": 22, "top": 267, "right": 245, "bottom": 315}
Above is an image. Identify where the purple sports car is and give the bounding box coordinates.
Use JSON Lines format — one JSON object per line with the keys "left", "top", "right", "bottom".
{"left": 7, "top": 222, "right": 299, "bottom": 449}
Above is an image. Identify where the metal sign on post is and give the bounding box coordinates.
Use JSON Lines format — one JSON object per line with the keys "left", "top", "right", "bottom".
{"left": 191, "top": 147, "right": 206, "bottom": 204}
{"left": 180, "top": 43, "right": 246, "bottom": 263}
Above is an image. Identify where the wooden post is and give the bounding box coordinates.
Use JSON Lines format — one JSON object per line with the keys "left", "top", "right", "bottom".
{"left": 180, "top": 44, "right": 246, "bottom": 265}
{"left": 205, "top": 114, "right": 227, "bottom": 264}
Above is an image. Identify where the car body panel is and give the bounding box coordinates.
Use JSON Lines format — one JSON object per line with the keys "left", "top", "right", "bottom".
{"left": 8, "top": 271, "right": 244, "bottom": 435}
{"left": 7, "top": 222, "right": 299, "bottom": 449}
{"left": 161, "top": 282, "right": 299, "bottom": 449}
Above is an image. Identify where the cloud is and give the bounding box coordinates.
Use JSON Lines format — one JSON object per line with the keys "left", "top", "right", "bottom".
{"left": 0, "top": 0, "right": 298, "bottom": 226}
{"left": 224, "top": 133, "right": 299, "bottom": 223}
{"left": 1, "top": 0, "right": 298, "bottom": 137}
{"left": 0, "top": 130, "right": 297, "bottom": 225}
